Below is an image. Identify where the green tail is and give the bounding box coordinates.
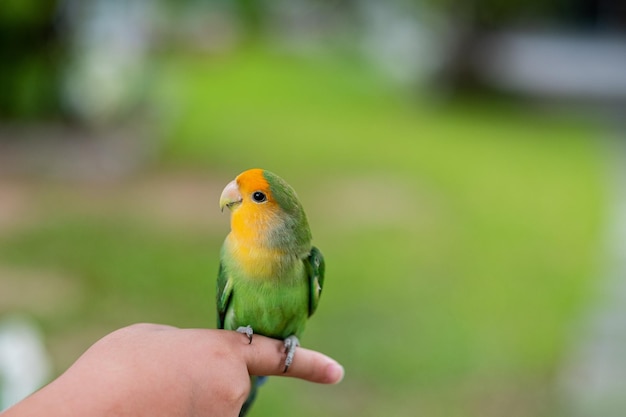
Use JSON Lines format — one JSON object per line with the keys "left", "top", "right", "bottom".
{"left": 239, "top": 375, "right": 267, "bottom": 417}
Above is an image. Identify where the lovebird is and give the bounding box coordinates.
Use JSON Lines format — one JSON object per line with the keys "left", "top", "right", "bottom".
{"left": 218, "top": 168, "right": 325, "bottom": 416}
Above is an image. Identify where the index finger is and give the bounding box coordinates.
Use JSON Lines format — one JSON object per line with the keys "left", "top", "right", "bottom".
{"left": 234, "top": 333, "right": 344, "bottom": 384}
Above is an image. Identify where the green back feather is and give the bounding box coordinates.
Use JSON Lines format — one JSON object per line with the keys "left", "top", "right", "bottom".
{"left": 263, "top": 170, "right": 312, "bottom": 253}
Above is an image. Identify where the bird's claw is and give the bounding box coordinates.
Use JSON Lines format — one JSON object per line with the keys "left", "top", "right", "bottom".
{"left": 283, "top": 335, "right": 300, "bottom": 373}
{"left": 236, "top": 325, "right": 254, "bottom": 344}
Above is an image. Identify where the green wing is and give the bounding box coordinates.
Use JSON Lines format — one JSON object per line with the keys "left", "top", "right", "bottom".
{"left": 216, "top": 261, "right": 233, "bottom": 329}
{"left": 306, "top": 246, "right": 325, "bottom": 317}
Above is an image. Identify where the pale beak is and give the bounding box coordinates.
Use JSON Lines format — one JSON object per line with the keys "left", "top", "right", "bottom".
{"left": 219, "top": 180, "right": 242, "bottom": 212}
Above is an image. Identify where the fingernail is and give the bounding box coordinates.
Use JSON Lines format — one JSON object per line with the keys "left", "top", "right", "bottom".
{"left": 326, "top": 362, "right": 345, "bottom": 384}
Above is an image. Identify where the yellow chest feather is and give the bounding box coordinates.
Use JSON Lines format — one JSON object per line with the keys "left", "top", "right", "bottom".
{"left": 225, "top": 234, "right": 288, "bottom": 279}
{"left": 225, "top": 197, "right": 294, "bottom": 279}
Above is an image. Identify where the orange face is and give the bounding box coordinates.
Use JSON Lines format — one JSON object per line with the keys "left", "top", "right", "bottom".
{"left": 220, "top": 168, "right": 282, "bottom": 245}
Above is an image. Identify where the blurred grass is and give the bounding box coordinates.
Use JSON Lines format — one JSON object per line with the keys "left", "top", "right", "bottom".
{"left": 0, "top": 47, "right": 606, "bottom": 416}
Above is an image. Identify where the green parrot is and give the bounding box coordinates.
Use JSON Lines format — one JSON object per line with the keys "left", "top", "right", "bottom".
{"left": 217, "top": 168, "right": 325, "bottom": 416}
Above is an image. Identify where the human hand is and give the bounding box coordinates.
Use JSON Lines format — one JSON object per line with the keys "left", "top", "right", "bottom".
{"left": 2, "top": 323, "right": 344, "bottom": 417}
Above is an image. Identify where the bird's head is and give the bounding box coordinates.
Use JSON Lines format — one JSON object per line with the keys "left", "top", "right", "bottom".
{"left": 220, "top": 168, "right": 276, "bottom": 213}
{"left": 219, "top": 168, "right": 311, "bottom": 248}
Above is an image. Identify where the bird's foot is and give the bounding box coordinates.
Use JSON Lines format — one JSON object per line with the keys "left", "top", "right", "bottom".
{"left": 236, "top": 325, "right": 254, "bottom": 344}
{"left": 283, "top": 335, "right": 300, "bottom": 373}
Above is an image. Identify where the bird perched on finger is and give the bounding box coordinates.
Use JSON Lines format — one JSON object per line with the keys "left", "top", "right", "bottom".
{"left": 217, "top": 168, "right": 325, "bottom": 417}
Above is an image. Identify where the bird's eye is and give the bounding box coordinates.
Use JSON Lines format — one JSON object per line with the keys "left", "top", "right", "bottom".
{"left": 252, "top": 191, "right": 267, "bottom": 203}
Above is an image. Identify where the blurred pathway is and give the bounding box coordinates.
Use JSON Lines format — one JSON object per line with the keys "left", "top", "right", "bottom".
{"left": 0, "top": 123, "right": 151, "bottom": 182}
{"left": 0, "top": 123, "right": 227, "bottom": 234}
{"left": 559, "top": 136, "right": 626, "bottom": 416}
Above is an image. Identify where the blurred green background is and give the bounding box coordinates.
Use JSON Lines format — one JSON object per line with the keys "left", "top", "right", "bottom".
{"left": 1, "top": 0, "right": 623, "bottom": 416}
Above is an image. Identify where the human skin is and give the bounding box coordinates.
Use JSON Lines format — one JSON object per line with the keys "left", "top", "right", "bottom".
{"left": 1, "top": 323, "right": 344, "bottom": 417}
